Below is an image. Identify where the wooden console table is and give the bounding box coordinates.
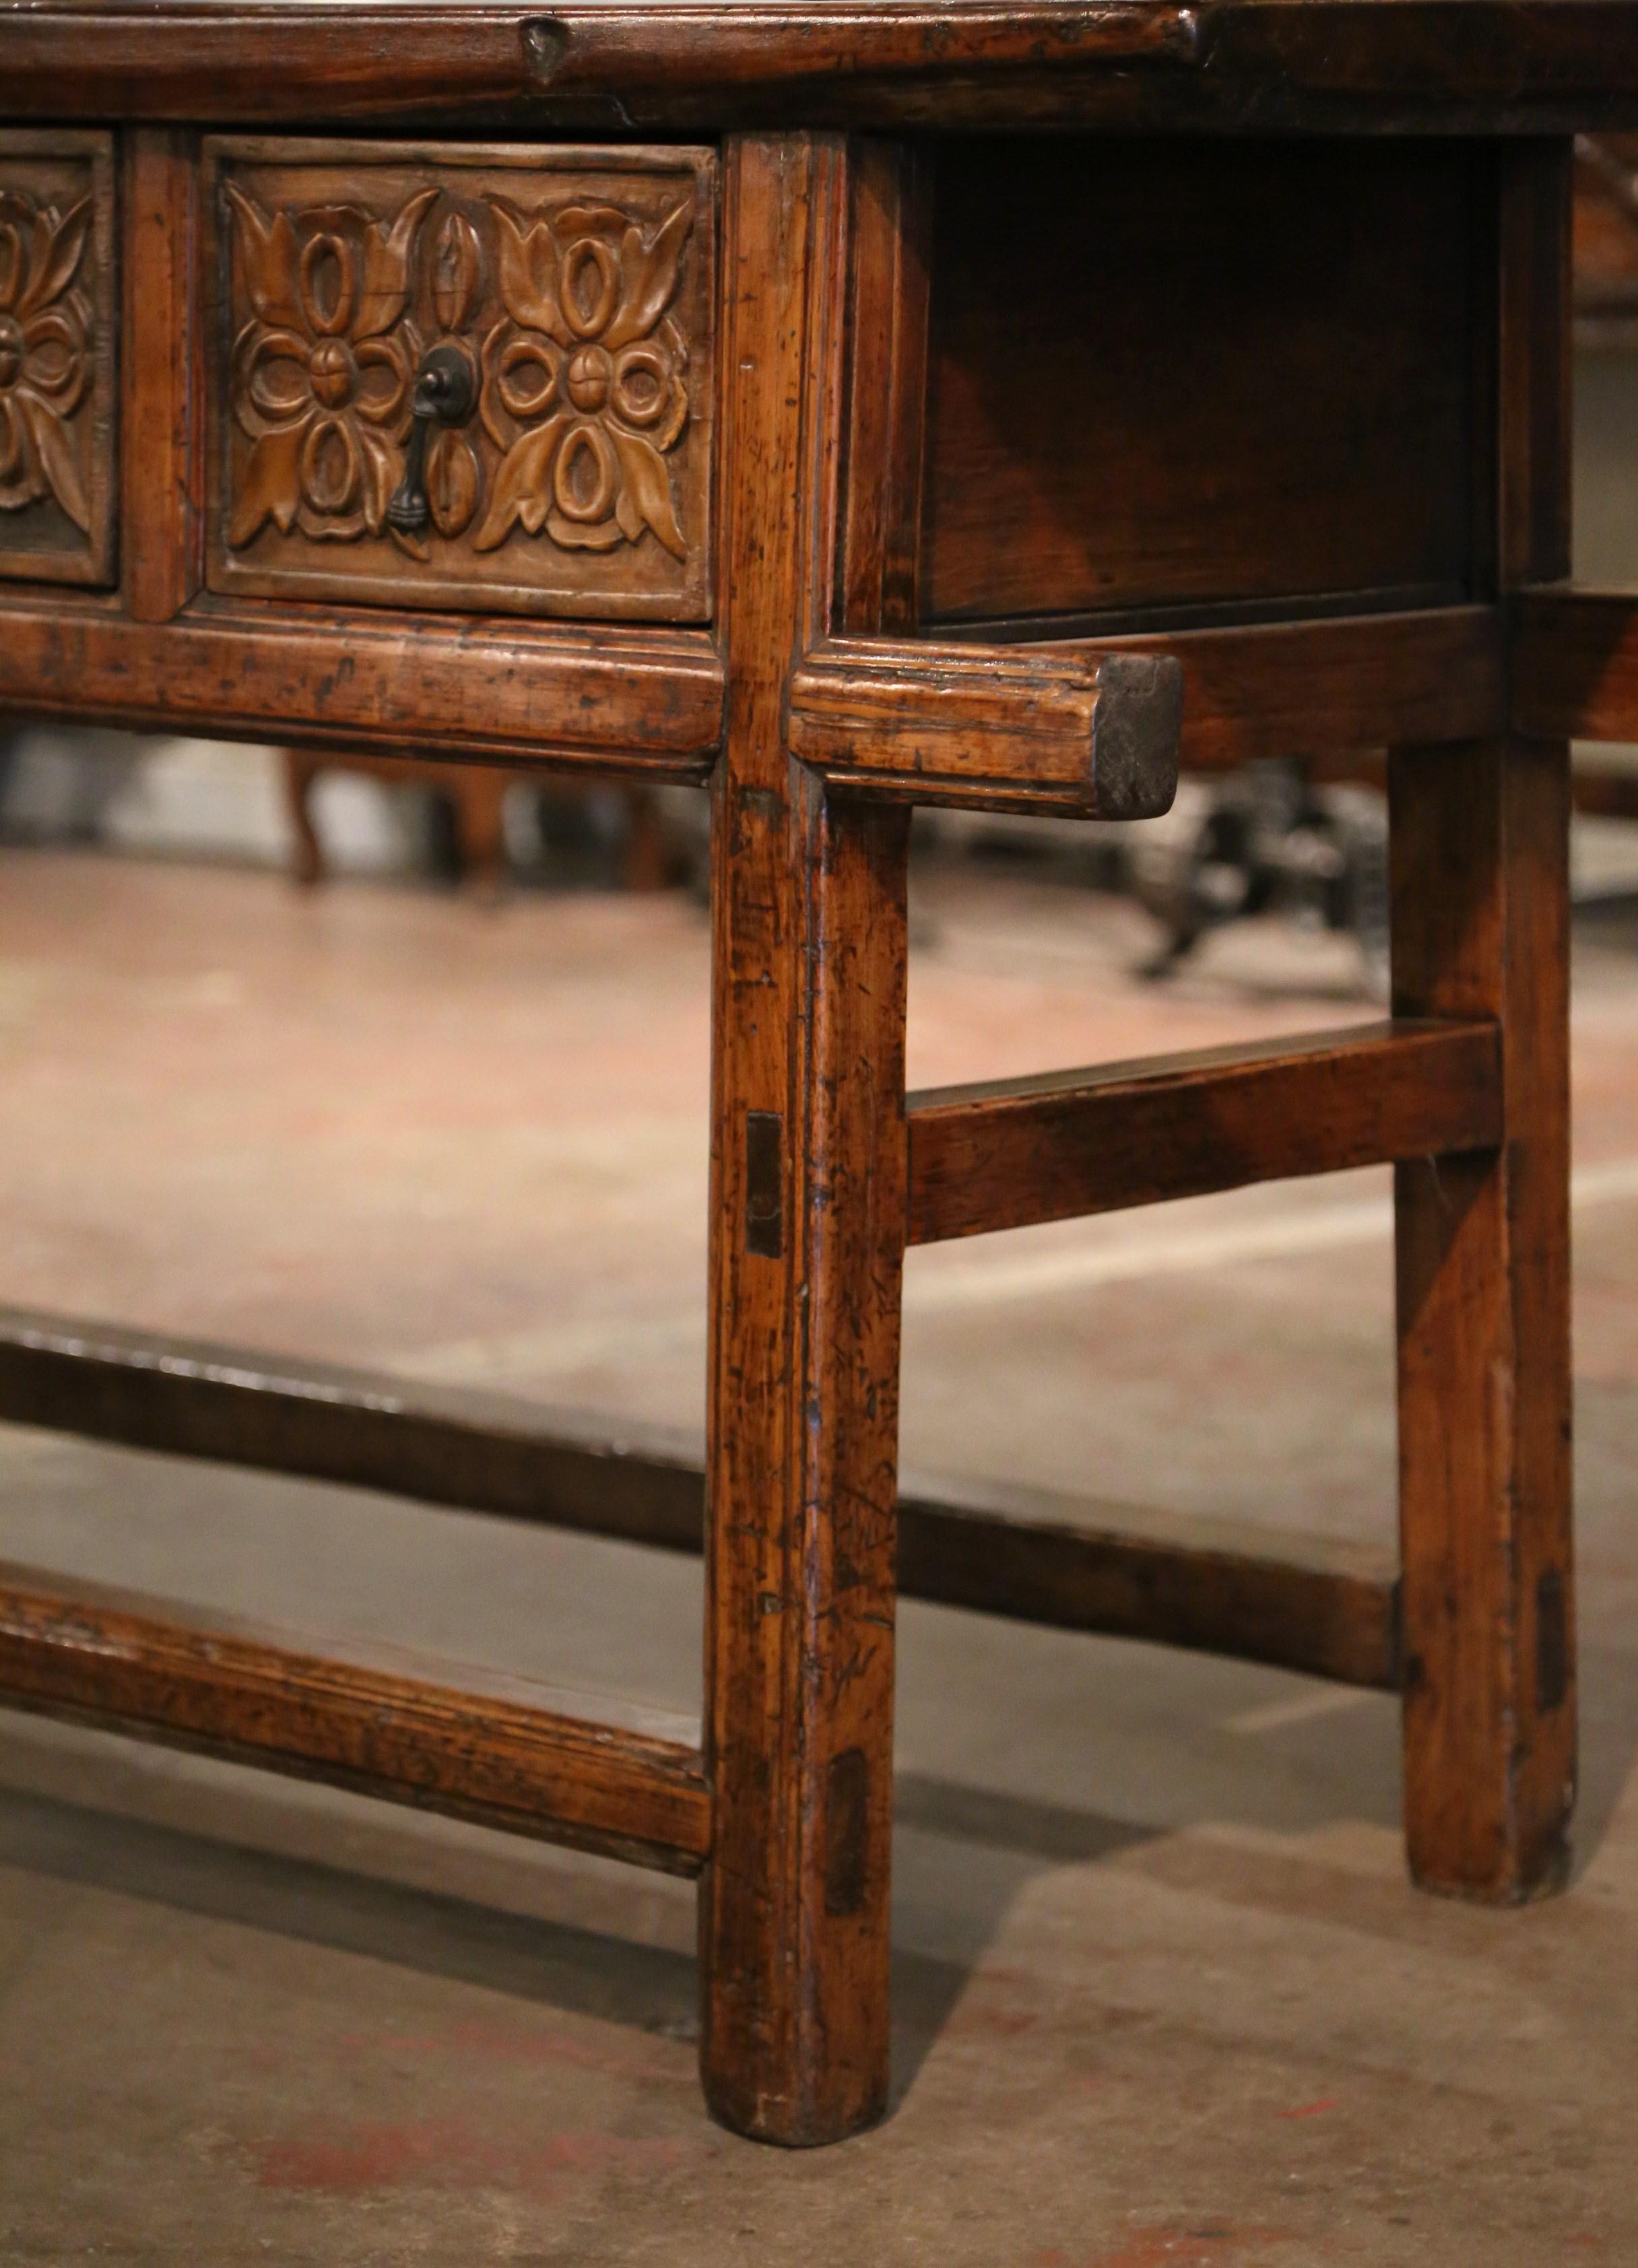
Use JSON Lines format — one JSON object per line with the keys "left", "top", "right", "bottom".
{"left": 3, "top": 0, "right": 1638, "bottom": 2147}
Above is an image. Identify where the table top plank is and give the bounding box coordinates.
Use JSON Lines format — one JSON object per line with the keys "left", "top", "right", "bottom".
{"left": 7, "top": 1, "right": 1638, "bottom": 133}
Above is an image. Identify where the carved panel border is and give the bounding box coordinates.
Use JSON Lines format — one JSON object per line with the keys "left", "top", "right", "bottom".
{"left": 0, "top": 128, "right": 117, "bottom": 589}
{"left": 203, "top": 138, "right": 716, "bottom": 624}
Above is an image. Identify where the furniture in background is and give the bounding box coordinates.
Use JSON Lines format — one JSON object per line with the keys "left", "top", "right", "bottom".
{"left": 1138, "top": 143, "right": 1638, "bottom": 985}
{"left": 5, "top": 0, "right": 1638, "bottom": 2147}
{"left": 1574, "top": 132, "right": 1638, "bottom": 345}
{"left": 282, "top": 747, "right": 676, "bottom": 894}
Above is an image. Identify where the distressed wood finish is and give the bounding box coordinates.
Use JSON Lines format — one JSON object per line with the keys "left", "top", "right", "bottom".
{"left": 0, "top": 127, "right": 116, "bottom": 585}
{"left": 896, "top": 1472, "right": 1400, "bottom": 1690}
{"left": 701, "top": 134, "right": 915, "bottom": 2147}
{"left": 1391, "top": 141, "right": 1575, "bottom": 1902}
{"left": 0, "top": 1307, "right": 713, "bottom": 1548}
{"left": 205, "top": 138, "right": 715, "bottom": 621}
{"left": 836, "top": 138, "right": 928, "bottom": 638}
{"left": 0, "top": 601, "right": 724, "bottom": 772}
{"left": 0, "top": 1306, "right": 1394, "bottom": 1686}
{"left": 0, "top": 1565, "right": 711, "bottom": 1871}
{"left": 907, "top": 1020, "right": 1502, "bottom": 1246}
{"left": 1071, "top": 606, "right": 1507, "bottom": 770}
{"left": 11, "top": 4, "right": 1638, "bottom": 133}
{"left": 0, "top": 0, "right": 1613, "bottom": 2145}
{"left": 788, "top": 638, "right": 1181, "bottom": 817}
{"left": 524, "top": 2, "right": 1638, "bottom": 130}
{"left": 123, "top": 130, "right": 203, "bottom": 621}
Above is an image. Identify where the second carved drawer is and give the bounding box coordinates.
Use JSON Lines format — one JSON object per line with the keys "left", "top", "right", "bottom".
{"left": 204, "top": 137, "right": 716, "bottom": 622}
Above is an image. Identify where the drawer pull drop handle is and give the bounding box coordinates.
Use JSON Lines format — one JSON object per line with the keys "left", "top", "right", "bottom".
{"left": 387, "top": 343, "right": 479, "bottom": 536}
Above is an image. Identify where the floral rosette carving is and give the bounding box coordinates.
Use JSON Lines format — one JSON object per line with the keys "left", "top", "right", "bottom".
{"left": 0, "top": 187, "right": 94, "bottom": 531}
{"left": 224, "top": 181, "right": 436, "bottom": 549}
{"left": 475, "top": 194, "right": 692, "bottom": 558}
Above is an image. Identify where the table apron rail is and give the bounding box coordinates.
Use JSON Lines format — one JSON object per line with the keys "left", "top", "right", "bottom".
{"left": 3, "top": 596, "right": 1611, "bottom": 795}
{"left": 0, "top": 605, "right": 729, "bottom": 776}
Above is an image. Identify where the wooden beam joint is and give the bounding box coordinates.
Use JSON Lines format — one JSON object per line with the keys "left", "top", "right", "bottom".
{"left": 907, "top": 1017, "right": 1502, "bottom": 1245}
{"left": 1510, "top": 582, "right": 1638, "bottom": 743}
{"left": 787, "top": 636, "right": 1182, "bottom": 818}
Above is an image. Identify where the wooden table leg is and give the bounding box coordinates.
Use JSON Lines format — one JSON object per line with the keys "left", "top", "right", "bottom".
{"left": 1390, "top": 143, "right": 1575, "bottom": 1902}
{"left": 1391, "top": 737, "right": 1573, "bottom": 1900}
{"left": 700, "top": 132, "right": 911, "bottom": 2145}
{"left": 282, "top": 747, "right": 323, "bottom": 885}
{"left": 453, "top": 766, "right": 509, "bottom": 902}
{"left": 620, "top": 789, "right": 672, "bottom": 892}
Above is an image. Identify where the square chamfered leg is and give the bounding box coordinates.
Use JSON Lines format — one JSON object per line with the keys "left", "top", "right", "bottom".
{"left": 1391, "top": 142, "right": 1575, "bottom": 1902}
{"left": 1391, "top": 735, "right": 1573, "bottom": 1900}
{"left": 698, "top": 133, "right": 921, "bottom": 2144}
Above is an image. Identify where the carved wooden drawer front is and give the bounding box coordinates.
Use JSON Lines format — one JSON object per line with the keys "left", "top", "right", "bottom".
{"left": 0, "top": 129, "right": 117, "bottom": 588}
{"left": 203, "top": 139, "right": 716, "bottom": 622}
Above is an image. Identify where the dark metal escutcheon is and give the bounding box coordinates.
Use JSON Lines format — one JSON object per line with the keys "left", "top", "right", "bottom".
{"left": 387, "top": 343, "right": 478, "bottom": 535}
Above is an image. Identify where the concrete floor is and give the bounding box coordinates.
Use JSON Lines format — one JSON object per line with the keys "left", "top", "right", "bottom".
{"left": 1, "top": 844, "right": 1637, "bottom": 2265}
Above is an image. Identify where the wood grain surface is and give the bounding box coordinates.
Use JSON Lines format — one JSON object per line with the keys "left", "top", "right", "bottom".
{"left": 699, "top": 132, "right": 912, "bottom": 2148}
{"left": 0, "top": 1563, "right": 711, "bottom": 1873}
{"left": 8, "top": 5, "right": 1638, "bottom": 133}
{"left": 1391, "top": 140, "right": 1576, "bottom": 1903}
{"left": 921, "top": 139, "right": 1478, "bottom": 629}
{"left": 203, "top": 138, "right": 716, "bottom": 622}
{"left": 0, "top": 1306, "right": 1394, "bottom": 1688}
{"left": 0, "top": 128, "right": 117, "bottom": 587}
{"left": 1071, "top": 607, "right": 1507, "bottom": 770}
{"left": 122, "top": 129, "right": 204, "bottom": 622}
{"left": 907, "top": 1020, "right": 1502, "bottom": 1246}
{"left": 788, "top": 637, "right": 1181, "bottom": 817}
{"left": 0, "top": 601, "right": 725, "bottom": 772}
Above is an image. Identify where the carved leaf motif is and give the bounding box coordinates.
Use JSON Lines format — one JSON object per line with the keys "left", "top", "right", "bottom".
{"left": 22, "top": 306, "right": 90, "bottom": 416}
{"left": 356, "top": 186, "right": 437, "bottom": 339}
{"left": 236, "top": 325, "right": 312, "bottom": 434}
{"left": 433, "top": 209, "right": 485, "bottom": 336}
{"left": 552, "top": 201, "right": 628, "bottom": 245}
{"left": 491, "top": 199, "right": 562, "bottom": 341}
{"left": 355, "top": 425, "right": 403, "bottom": 537}
{"left": 353, "top": 333, "right": 414, "bottom": 428}
{"left": 223, "top": 182, "right": 302, "bottom": 330}
{"left": 229, "top": 420, "right": 305, "bottom": 546}
{"left": 0, "top": 182, "right": 97, "bottom": 533}
{"left": 609, "top": 426, "right": 686, "bottom": 559}
{"left": 605, "top": 203, "right": 692, "bottom": 352}
{"left": 18, "top": 191, "right": 90, "bottom": 319}
{"left": 546, "top": 505, "right": 624, "bottom": 553}
{"left": 216, "top": 162, "right": 702, "bottom": 585}
{"left": 15, "top": 390, "right": 89, "bottom": 530}
{"left": 472, "top": 413, "right": 568, "bottom": 551}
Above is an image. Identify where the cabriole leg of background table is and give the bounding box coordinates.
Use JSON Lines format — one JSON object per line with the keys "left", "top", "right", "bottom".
{"left": 699, "top": 132, "right": 911, "bottom": 2145}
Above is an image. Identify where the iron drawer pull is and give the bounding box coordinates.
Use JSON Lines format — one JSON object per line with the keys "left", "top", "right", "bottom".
{"left": 386, "top": 343, "right": 478, "bottom": 535}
